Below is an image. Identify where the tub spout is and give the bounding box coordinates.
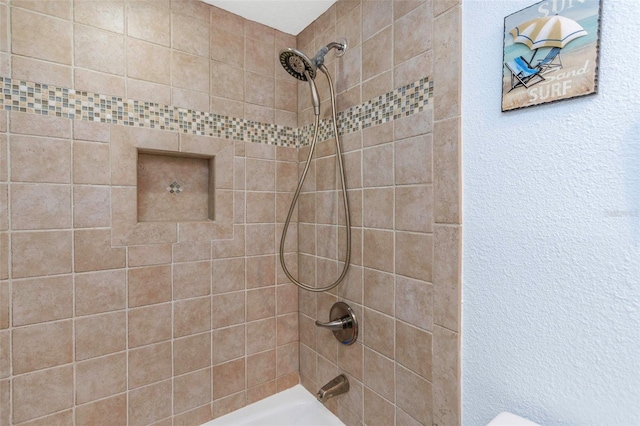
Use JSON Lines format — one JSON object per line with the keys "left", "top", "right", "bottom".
{"left": 317, "top": 374, "right": 349, "bottom": 403}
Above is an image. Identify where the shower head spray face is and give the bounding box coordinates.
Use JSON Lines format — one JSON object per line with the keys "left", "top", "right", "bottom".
{"left": 279, "top": 48, "right": 317, "bottom": 81}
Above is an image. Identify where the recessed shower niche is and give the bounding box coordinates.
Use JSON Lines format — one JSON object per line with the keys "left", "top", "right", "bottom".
{"left": 137, "top": 150, "right": 214, "bottom": 222}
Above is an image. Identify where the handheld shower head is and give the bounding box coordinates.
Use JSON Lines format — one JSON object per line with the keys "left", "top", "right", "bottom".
{"left": 279, "top": 48, "right": 316, "bottom": 81}
{"left": 278, "top": 39, "right": 348, "bottom": 117}
{"left": 279, "top": 48, "right": 320, "bottom": 115}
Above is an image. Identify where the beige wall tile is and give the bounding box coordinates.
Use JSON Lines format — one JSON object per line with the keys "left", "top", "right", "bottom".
{"left": 73, "top": 119, "right": 110, "bottom": 143}
{"left": 127, "top": 1, "right": 170, "bottom": 46}
{"left": 247, "top": 349, "right": 276, "bottom": 388}
{"left": 75, "top": 311, "right": 126, "bottom": 360}
{"left": 174, "top": 296, "right": 211, "bottom": 337}
{"left": 74, "top": 229, "right": 126, "bottom": 272}
{"left": 11, "top": 230, "right": 72, "bottom": 278}
{"left": 0, "top": 331, "right": 7, "bottom": 378}
{"left": 75, "top": 68, "right": 126, "bottom": 99}
{"left": 246, "top": 71, "right": 275, "bottom": 108}
{"left": 75, "top": 24, "right": 125, "bottom": 75}
{"left": 10, "top": 183, "right": 70, "bottom": 230}
{"left": 172, "top": 50, "right": 209, "bottom": 93}
{"left": 127, "top": 78, "right": 172, "bottom": 105}
{"left": 363, "top": 347, "right": 394, "bottom": 402}
{"left": 128, "top": 341, "right": 172, "bottom": 389}
{"left": 246, "top": 255, "right": 276, "bottom": 288}
{"left": 396, "top": 320, "right": 432, "bottom": 380}
{"left": 396, "top": 276, "right": 433, "bottom": 331}
{"left": 129, "top": 244, "right": 172, "bottom": 267}
{"left": 173, "top": 332, "right": 211, "bottom": 375}
{"left": 12, "top": 365, "right": 73, "bottom": 423}
{"left": 75, "top": 394, "right": 127, "bottom": 426}
{"left": 75, "top": 270, "right": 126, "bottom": 316}
{"left": 210, "top": 60, "right": 244, "bottom": 101}
{"left": 363, "top": 143, "right": 393, "bottom": 187}
{"left": 74, "top": 0, "right": 124, "bottom": 33}
{"left": 247, "top": 380, "right": 276, "bottom": 405}
{"left": 127, "top": 38, "right": 171, "bottom": 84}
{"left": 433, "top": 6, "right": 461, "bottom": 120}
{"left": 434, "top": 225, "right": 461, "bottom": 332}
{"left": 10, "top": 135, "right": 71, "bottom": 183}
{"left": 0, "top": 52, "right": 7, "bottom": 76}
{"left": 10, "top": 112, "right": 71, "bottom": 138}
{"left": 172, "top": 87, "right": 210, "bottom": 111}
{"left": 12, "top": 275, "right": 73, "bottom": 326}
{"left": 395, "top": 50, "right": 433, "bottom": 88}
{"left": 394, "top": 109, "right": 433, "bottom": 141}
{"left": 174, "top": 367, "right": 211, "bottom": 414}
{"left": 16, "top": 409, "right": 73, "bottom": 426}
{"left": 176, "top": 404, "right": 212, "bottom": 425}
{"left": 76, "top": 352, "right": 126, "bottom": 404}
{"left": 0, "top": 282, "right": 6, "bottom": 328}
{"left": 363, "top": 188, "right": 393, "bottom": 229}
{"left": 173, "top": 260, "right": 211, "bottom": 299}
{"left": 0, "top": 135, "right": 6, "bottom": 181}
{"left": 12, "top": 320, "right": 73, "bottom": 374}
{"left": 0, "top": 236, "right": 6, "bottom": 281}
{"left": 395, "top": 185, "right": 433, "bottom": 233}
{"left": 363, "top": 26, "right": 392, "bottom": 81}
{"left": 246, "top": 287, "right": 275, "bottom": 322}
{"left": 433, "top": 325, "right": 459, "bottom": 426}
{"left": 213, "top": 324, "right": 245, "bottom": 365}
{"left": 210, "top": 5, "right": 243, "bottom": 36}
{"left": 128, "top": 303, "right": 172, "bottom": 348}
{"left": 128, "top": 379, "right": 172, "bottom": 426}
{"left": 246, "top": 318, "right": 276, "bottom": 355}
{"left": 12, "top": 0, "right": 71, "bottom": 19}
{"left": 212, "top": 257, "right": 245, "bottom": 294}
{"left": 394, "top": 3, "right": 432, "bottom": 65}
{"left": 335, "top": 44, "right": 361, "bottom": 94}
{"left": 11, "top": 56, "right": 72, "bottom": 87}
{"left": 364, "top": 386, "right": 395, "bottom": 426}
{"left": 434, "top": 117, "right": 461, "bottom": 224}
{"left": 246, "top": 192, "right": 276, "bottom": 224}
{"left": 396, "top": 231, "right": 433, "bottom": 282}
{"left": 128, "top": 265, "right": 172, "bottom": 307}
{"left": 363, "top": 308, "right": 394, "bottom": 358}
{"left": 395, "top": 134, "right": 433, "bottom": 185}
{"left": 336, "top": 2, "right": 361, "bottom": 49}
{"left": 363, "top": 229, "right": 394, "bottom": 273}
{"left": 73, "top": 185, "right": 110, "bottom": 228}
{"left": 172, "top": 12, "right": 209, "bottom": 57}
{"left": 210, "top": 26, "right": 244, "bottom": 67}
{"left": 212, "top": 358, "right": 245, "bottom": 400}
{"left": 396, "top": 363, "right": 433, "bottom": 425}
{"left": 363, "top": 70, "right": 393, "bottom": 102}
{"left": 276, "top": 312, "right": 297, "bottom": 346}
{"left": 363, "top": 268, "right": 394, "bottom": 315}
{"left": 73, "top": 141, "right": 110, "bottom": 184}
{"left": 11, "top": 8, "right": 72, "bottom": 64}
{"left": 362, "top": 0, "right": 392, "bottom": 41}
{"left": 0, "top": 4, "right": 6, "bottom": 52}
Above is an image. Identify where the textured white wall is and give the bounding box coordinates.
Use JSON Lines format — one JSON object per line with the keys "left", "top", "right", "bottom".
{"left": 462, "top": 1, "right": 640, "bottom": 425}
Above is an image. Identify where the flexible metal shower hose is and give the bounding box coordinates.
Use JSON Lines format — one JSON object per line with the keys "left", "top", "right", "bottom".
{"left": 278, "top": 64, "right": 351, "bottom": 293}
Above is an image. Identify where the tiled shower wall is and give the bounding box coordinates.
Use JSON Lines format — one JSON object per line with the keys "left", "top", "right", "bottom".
{"left": 294, "top": 1, "right": 462, "bottom": 425}
{"left": 0, "top": 1, "right": 302, "bottom": 425}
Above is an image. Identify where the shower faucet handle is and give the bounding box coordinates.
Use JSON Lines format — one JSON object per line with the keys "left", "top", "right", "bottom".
{"left": 315, "top": 316, "right": 352, "bottom": 331}
{"left": 315, "top": 302, "right": 358, "bottom": 345}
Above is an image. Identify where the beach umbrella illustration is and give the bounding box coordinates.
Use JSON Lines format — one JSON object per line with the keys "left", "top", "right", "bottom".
{"left": 510, "top": 15, "right": 588, "bottom": 62}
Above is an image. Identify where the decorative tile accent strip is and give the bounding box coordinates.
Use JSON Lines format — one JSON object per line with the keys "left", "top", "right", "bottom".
{"left": 0, "top": 76, "right": 432, "bottom": 147}
{"left": 300, "top": 77, "right": 433, "bottom": 145}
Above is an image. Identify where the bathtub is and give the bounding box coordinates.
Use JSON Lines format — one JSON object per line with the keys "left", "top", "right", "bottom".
{"left": 203, "top": 385, "right": 345, "bottom": 426}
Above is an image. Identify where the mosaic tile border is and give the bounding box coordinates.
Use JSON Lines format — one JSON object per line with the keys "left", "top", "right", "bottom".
{"left": 0, "top": 76, "right": 433, "bottom": 147}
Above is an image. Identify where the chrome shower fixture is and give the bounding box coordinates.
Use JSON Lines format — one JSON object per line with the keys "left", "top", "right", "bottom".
{"left": 278, "top": 38, "right": 352, "bottom": 293}
{"left": 279, "top": 39, "right": 347, "bottom": 116}
{"left": 279, "top": 38, "right": 347, "bottom": 81}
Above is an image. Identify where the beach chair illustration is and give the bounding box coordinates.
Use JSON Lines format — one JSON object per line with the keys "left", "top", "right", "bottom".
{"left": 505, "top": 56, "right": 545, "bottom": 92}
{"left": 535, "top": 47, "right": 563, "bottom": 74}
